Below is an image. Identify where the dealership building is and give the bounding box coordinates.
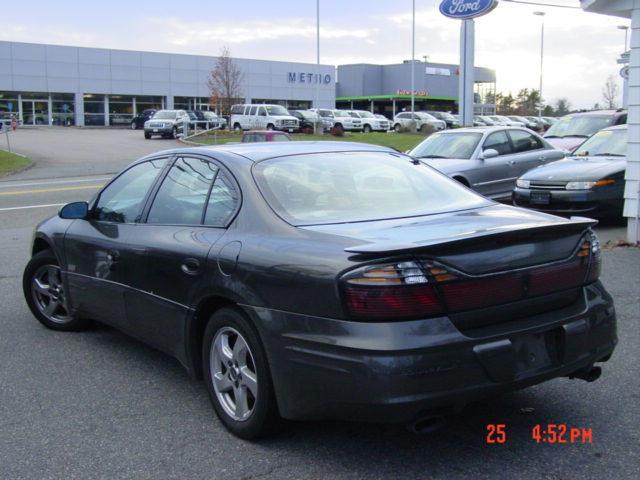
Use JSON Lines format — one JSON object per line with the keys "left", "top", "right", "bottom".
{"left": 336, "top": 61, "right": 496, "bottom": 117}
{"left": 0, "top": 41, "right": 336, "bottom": 127}
{"left": 0, "top": 40, "right": 497, "bottom": 127}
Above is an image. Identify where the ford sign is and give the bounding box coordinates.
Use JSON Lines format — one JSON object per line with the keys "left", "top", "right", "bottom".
{"left": 439, "top": 0, "right": 498, "bottom": 20}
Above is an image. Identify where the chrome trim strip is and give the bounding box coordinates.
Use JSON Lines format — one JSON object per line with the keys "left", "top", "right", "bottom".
{"left": 66, "top": 271, "right": 191, "bottom": 310}
{"left": 474, "top": 177, "right": 518, "bottom": 186}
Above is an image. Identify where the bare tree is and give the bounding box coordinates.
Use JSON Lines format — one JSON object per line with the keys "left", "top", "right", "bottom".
{"left": 602, "top": 75, "right": 619, "bottom": 110}
{"left": 207, "top": 46, "right": 244, "bottom": 116}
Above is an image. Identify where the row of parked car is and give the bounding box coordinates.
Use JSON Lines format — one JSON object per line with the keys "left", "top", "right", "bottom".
{"left": 406, "top": 108, "right": 628, "bottom": 219}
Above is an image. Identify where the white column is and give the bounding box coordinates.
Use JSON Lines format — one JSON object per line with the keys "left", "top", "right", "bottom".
{"left": 370, "top": 100, "right": 374, "bottom": 113}
{"left": 17, "top": 93, "right": 23, "bottom": 123}
{"left": 392, "top": 99, "right": 396, "bottom": 117}
{"left": 459, "top": 19, "right": 475, "bottom": 126}
{"left": 74, "top": 93, "right": 84, "bottom": 126}
{"left": 104, "top": 95, "right": 109, "bottom": 126}
{"left": 133, "top": 97, "right": 137, "bottom": 116}
{"left": 48, "top": 94, "right": 53, "bottom": 126}
{"left": 625, "top": 3, "right": 640, "bottom": 243}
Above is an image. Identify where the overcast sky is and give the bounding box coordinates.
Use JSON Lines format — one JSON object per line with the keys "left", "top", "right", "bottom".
{"left": 1, "top": 0, "right": 629, "bottom": 109}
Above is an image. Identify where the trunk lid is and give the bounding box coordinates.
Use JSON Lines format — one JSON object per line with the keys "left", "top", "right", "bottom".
{"left": 302, "top": 204, "right": 595, "bottom": 274}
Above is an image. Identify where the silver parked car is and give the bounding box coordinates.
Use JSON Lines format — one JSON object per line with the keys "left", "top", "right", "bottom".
{"left": 408, "top": 127, "right": 565, "bottom": 200}
{"left": 393, "top": 111, "right": 446, "bottom": 132}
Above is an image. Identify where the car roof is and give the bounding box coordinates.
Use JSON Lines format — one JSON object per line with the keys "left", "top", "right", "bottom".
{"left": 437, "top": 126, "right": 519, "bottom": 134}
{"left": 143, "top": 141, "right": 396, "bottom": 164}
{"left": 566, "top": 109, "right": 625, "bottom": 117}
{"left": 601, "top": 124, "right": 627, "bottom": 131}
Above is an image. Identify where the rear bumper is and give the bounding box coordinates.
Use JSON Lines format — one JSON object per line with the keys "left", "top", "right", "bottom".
{"left": 513, "top": 187, "right": 623, "bottom": 217}
{"left": 243, "top": 282, "right": 616, "bottom": 424}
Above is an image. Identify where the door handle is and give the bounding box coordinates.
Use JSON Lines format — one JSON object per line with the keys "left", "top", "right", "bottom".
{"left": 507, "top": 160, "right": 516, "bottom": 166}
{"left": 181, "top": 258, "right": 201, "bottom": 276}
{"left": 538, "top": 156, "right": 546, "bottom": 162}
{"left": 106, "top": 250, "right": 120, "bottom": 271}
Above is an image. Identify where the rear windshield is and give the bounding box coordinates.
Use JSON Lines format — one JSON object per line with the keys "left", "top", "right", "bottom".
{"left": 253, "top": 152, "right": 488, "bottom": 225}
{"left": 545, "top": 115, "right": 614, "bottom": 138}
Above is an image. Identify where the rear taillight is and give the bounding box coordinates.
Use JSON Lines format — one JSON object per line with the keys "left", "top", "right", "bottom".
{"left": 341, "top": 232, "right": 602, "bottom": 321}
{"left": 342, "top": 261, "right": 444, "bottom": 320}
{"left": 584, "top": 232, "right": 602, "bottom": 283}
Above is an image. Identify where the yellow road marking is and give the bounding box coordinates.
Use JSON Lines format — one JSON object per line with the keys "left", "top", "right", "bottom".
{"left": 0, "top": 184, "right": 104, "bottom": 196}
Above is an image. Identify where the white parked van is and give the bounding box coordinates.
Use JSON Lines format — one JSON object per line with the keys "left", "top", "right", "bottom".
{"left": 229, "top": 104, "right": 299, "bottom": 132}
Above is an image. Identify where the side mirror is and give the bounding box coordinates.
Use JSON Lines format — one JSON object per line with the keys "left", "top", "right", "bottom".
{"left": 59, "top": 201, "right": 89, "bottom": 220}
{"left": 480, "top": 148, "right": 499, "bottom": 160}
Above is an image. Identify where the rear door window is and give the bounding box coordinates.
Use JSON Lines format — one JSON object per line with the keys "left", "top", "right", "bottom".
{"left": 147, "top": 157, "right": 219, "bottom": 225}
{"left": 204, "top": 172, "right": 240, "bottom": 226}
{"left": 508, "top": 130, "right": 544, "bottom": 153}
{"left": 483, "top": 131, "right": 512, "bottom": 155}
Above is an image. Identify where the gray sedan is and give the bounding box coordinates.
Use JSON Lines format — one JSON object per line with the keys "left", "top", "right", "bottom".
{"left": 408, "top": 127, "right": 565, "bottom": 200}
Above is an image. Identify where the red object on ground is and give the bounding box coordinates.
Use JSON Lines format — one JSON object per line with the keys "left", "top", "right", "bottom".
{"left": 11, "top": 117, "right": 17, "bottom": 131}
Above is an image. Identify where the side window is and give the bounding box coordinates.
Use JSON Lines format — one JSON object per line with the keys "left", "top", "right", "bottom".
{"left": 94, "top": 159, "right": 166, "bottom": 223}
{"left": 509, "top": 130, "right": 543, "bottom": 153}
{"left": 258, "top": 107, "right": 267, "bottom": 116}
{"left": 249, "top": 106, "right": 258, "bottom": 115}
{"left": 483, "top": 131, "right": 512, "bottom": 156}
{"left": 230, "top": 105, "right": 244, "bottom": 115}
{"left": 147, "top": 157, "right": 219, "bottom": 225}
{"left": 204, "top": 172, "right": 240, "bottom": 226}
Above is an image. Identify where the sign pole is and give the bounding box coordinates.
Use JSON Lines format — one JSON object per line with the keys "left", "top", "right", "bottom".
{"left": 459, "top": 19, "right": 475, "bottom": 126}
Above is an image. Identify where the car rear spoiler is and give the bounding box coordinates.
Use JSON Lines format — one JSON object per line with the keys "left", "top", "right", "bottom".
{"left": 344, "top": 216, "right": 598, "bottom": 255}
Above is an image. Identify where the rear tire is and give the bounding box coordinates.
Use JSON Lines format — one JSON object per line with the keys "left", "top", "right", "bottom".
{"left": 23, "top": 250, "right": 87, "bottom": 331}
{"left": 131, "top": 122, "right": 137, "bottom": 130}
{"left": 394, "top": 123, "right": 402, "bottom": 133}
{"left": 203, "top": 307, "right": 279, "bottom": 439}
{"left": 233, "top": 123, "right": 242, "bottom": 132}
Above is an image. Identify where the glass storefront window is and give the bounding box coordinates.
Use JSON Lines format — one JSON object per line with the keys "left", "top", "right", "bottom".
{"left": 0, "top": 92, "right": 19, "bottom": 119}
{"left": 84, "top": 94, "right": 105, "bottom": 126}
{"left": 52, "top": 93, "right": 75, "bottom": 126}
{"left": 136, "top": 96, "right": 163, "bottom": 113}
{"left": 108, "top": 95, "right": 134, "bottom": 126}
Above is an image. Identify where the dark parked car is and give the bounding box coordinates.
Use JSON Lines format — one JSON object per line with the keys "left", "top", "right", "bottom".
{"left": 23, "top": 142, "right": 616, "bottom": 439}
{"left": 544, "top": 109, "right": 627, "bottom": 153}
{"left": 514, "top": 125, "right": 626, "bottom": 217}
{"left": 130, "top": 110, "right": 156, "bottom": 130}
{"left": 241, "top": 130, "right": 290, "bottom": 142}
{"left": 428, "top": 111, "right": 461, "bottom": 128}
{"left": 288, "top": 110, "right": 316, "bottom": 133}
{"left": 408, "top": 127, "right": 565, "bottom": 200}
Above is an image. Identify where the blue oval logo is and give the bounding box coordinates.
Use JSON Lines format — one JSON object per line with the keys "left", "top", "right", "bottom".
{"left": 439, "top": 0, "right": 498, "bottom": 20}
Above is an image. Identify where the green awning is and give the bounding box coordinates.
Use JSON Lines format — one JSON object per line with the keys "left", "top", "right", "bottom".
{"left": 336, "top": 94, "right": 457, "bottom": 102}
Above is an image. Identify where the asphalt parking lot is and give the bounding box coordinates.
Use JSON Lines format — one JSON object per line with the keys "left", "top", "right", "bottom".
{"left": 0, "top": 129, "right": 639, "bottom": 479}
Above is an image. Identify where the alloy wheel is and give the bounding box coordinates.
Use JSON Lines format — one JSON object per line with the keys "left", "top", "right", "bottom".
{"left": 31, "top": 264, "right": 71, "bottom": 324}
{"left": 210, "top": 327, "right": 258, "bottom": 421}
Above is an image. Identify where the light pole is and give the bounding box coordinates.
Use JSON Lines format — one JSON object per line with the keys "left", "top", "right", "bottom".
{"left": 423, "top": 55, "right": 429, "bottom": 64}
{"left": 411, "top": 0, "right": 415, "bottom": 116}
{"left": 618, "top": 25, "right": 629, "bottom": 53}
{"left": 534, "top": 11, "right": 545, "bottom": 118}
{"left": 314, "top": 0, "right": 320, "bottom": 133}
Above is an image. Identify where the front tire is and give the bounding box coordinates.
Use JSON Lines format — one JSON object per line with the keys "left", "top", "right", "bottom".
{"left": 266, "top": 123, "right": 274, "bottom": 131}
{"left": 394, "top": 123, "right": 402, "bottom": 132}
{"left": 203, "top": 307, "right": 278, "bottom": 439}
{"left": 131, "top": 122, "right": 137, "bottom": 130}
{"left": 23, "top": 250, "right": 87, "bottom": 331}
{"left": 144, "top": 132, "right": 151, "bottom": 139}
{"left": 363, "top": 124, "right": 371, "bottom": 133}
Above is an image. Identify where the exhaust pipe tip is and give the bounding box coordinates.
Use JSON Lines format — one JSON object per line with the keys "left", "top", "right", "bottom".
{"left": 408, "top": 415, "right": 447, "bottom": 435}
